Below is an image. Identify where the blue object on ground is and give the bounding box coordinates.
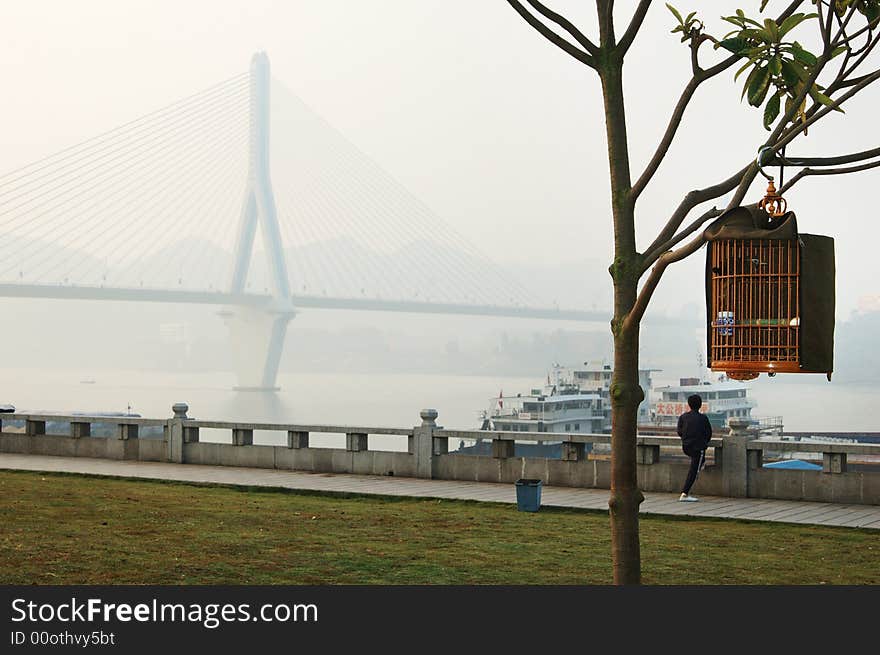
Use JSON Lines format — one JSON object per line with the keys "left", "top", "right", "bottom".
{"left": 515, "top": 478, "right": 543, "bottom": 512}
{"left": 764, "top": 459, "right": 823, "bottom": 471}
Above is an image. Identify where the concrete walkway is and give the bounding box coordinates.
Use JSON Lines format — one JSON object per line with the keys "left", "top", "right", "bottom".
{"left": 2, "top": 453, "right": 880, "bottom": 529}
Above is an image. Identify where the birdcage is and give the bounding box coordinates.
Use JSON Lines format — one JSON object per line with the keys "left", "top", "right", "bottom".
{"left": 704, "top": 187, "right": 835, "bottom": 381}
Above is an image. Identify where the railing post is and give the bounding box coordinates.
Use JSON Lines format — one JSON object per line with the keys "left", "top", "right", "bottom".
{"left": 70, "top": 422, "right": 90, "bottom": 438}
{"left": 346, "top": 432, "right": 368, "bottom": 452}
{"left": 492, "top": 438, "right": 515, "bottom": 459}
{"left": 26, "top": 419, "right": 45, "bottom": 436}
{"left": 636, "top": 444, "right": 660, "bottom": 465}
{"left": 823, "top": 452, "right": 847, "bottom": 474}
{"left": 168, "top": 402, "right": 188, "bottom": 463}
{"left": 411, "top": 409, "right": 438, "bottom": 479}
{"left": 747, "top": 447, "right": 763, "bottom": 470}
{"left": 722, "top": 417, "right": 753, "bottom": 497}
{"left": 288, "top": 430, "right": 309, "bottom": 449}
{"left": 561, "top": 441, "right": 585, "bottom": 462}
{"left": 232, "top": 428, "right": 254, "bottom": 446}
{"left": 184, "top": 424, "right": 200, "bottom": 444}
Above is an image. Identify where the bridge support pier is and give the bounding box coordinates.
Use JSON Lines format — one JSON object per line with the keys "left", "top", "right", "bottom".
{"left": 222, "top": 305, "right": 295, "bottom": 391}
{"left": 223, "top": 52, "right": 294, "bottom": 391}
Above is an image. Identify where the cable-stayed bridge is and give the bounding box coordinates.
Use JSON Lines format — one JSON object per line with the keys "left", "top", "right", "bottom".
{"left": 0, "top": 52, "right": 611, "bottom": 389}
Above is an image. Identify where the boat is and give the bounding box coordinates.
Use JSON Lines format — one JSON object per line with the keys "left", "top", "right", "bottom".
{"left": 467, "top": 360, "right": 781, "bottom": 449}
{"left": 477, "top": 362, "right": 657, "bottom": 437}
{"left": 650, "top": 372, "right": 782, "bottom": 435}
{"left": 457, "top": 362, "right": 654, "bottom": 457}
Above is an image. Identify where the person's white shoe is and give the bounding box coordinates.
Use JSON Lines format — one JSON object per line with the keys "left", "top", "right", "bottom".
{"left": 679, "top": 493, "right": 699, "bottom": 502}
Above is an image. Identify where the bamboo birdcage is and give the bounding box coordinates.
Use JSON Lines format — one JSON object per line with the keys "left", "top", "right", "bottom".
{"left": 704, "top": 186, "right": 835, "bottom": 381}
{"left": 708, "top": 238, "right": 801, "bottom": 378}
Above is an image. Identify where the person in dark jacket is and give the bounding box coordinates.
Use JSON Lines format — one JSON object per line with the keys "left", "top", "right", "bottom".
{"left": 677, "top": 394, "right": 712, "bottom": 502}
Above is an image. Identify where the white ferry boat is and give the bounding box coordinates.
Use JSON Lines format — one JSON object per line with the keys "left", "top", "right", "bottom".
{"left": 650, "top": 372, "right": 781, "bottom": 433}
{"left": 477, "top": 362, "right": 780, "bottom": 436}
{"left": 478, "top": 362, "right": 655, "bottom": 435}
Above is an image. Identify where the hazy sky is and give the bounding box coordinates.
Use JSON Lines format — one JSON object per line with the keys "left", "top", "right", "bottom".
{"left": 2, "top": 1, "right": 878, "bottom": 317}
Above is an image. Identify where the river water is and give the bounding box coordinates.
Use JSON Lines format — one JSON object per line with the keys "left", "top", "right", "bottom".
{"left": 0, "top": 367, "right": 875, "bottom": 450}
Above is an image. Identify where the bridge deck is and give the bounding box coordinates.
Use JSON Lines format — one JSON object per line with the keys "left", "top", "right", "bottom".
{"left": 2, "top": 453, "right": 878, "bottom": 529}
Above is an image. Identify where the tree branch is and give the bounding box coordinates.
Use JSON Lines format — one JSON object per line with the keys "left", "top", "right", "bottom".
{"left": 725, "top": 163, "right": 758, "bottom": 211}
{"left": 631, "top": 54, "right": 740, "bottom": 201}
{"left": 641, "top": 164, "right": 750, "bottom": 269}
{"left": 524, "top": 0, "right": 599, "bottom": 55}
{"left": 822, "top": 31, "right": 880, "bottom": 96}
{"left": 617, "top": 0, "right": 652, "bottom": 55}
{"left": 779, "top": 159, "right": 880, "bottom": 194}
{"left": 623, "top": 0, "right": 877, "bottom": 335}
{"left": 731, "top": 47, "right": 837, "bottom": 205}
{"left": 832, "top": 5, "right": 860, "bottom": 45}
{"left": 817, "top": 1, "right": 828, "bottom": 44}
{"left": 775, "top": 67, "right": 880, "bottom": 152}
{"left": 644, "top": 206, "right": 723, "bottom": 265}
{"left": 778, "top": 0, "right": 809, "bottom": 22}
{"left": 625, "top": 231, "right": 708, "bottom": 333}
{"left": 837, "top": 67, "right": 880, "bottom": 87}
{"left": 768, "top": 145, "right": 880, "bottom": 168}
{"left": 630, "top": 1, "right": 806, "bottom": 203}
{"left": 631, "top": 116, "right": 880, "bottom": 332}
{"left": 837, "top": 20, "right": 879, "bottom": 48}
{"left": 596, "top": 0, "right": 616, "bottom": 48}
{"left": 506, "top": 0, "right": 596, "bottom": 68}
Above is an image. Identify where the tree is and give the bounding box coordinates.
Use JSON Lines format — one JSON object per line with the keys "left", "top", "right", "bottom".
{"left": 504, "top": 0, "right": 880, "bottom": 584}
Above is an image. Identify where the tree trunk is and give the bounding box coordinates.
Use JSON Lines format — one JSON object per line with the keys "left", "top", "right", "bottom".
{"left": 597, "top": 43, "right": 645, "bottom": 584}
{"left": 609, "top": 313, "right": 645, "bottom": 585}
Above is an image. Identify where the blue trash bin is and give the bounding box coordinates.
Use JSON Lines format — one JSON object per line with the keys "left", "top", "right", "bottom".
{"left": 515, "top": 478, "right": 542, "bottom": 512}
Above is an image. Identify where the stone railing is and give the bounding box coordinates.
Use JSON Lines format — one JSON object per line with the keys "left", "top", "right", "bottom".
{"left": 1, "top": 408, "right": 877, "bottom": 505}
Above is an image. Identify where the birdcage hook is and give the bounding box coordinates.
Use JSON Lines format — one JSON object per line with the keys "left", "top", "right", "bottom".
{"left": 756, "top": 146, "right": 775, "bottom": 181}
{"left": 755, "top": 147, "right": 788, "bottom": 216}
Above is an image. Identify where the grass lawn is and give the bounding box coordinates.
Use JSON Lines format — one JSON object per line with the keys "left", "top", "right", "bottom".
{"left": 0, "top": 469, "right": 877, "bottom": 585}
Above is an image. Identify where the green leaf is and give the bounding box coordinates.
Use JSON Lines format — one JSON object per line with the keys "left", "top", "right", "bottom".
{"left": 747, "top": 66, "right": 771, "bottom": 107}
{"left": 780, "top": 60, "right": 802, "bottom": 88}
{"left": 753, "top": 28, "right": 774, "bottom": 44}
{"left": 741, "top": 64, "right": 761, "bottom": 100}
{"left": 735, "top": 53, "right": 767, "bottom": 82}
{"left": 778, "top": 13, "right": 818, "bottom": 38}
{"left": 723, "top": 14, "right": 762, "bottom": 29}
{"left": 791, "top": 42, "right": 818, "bottom": 66}
{"left": 735, "top": 59, "right": 754, "bottom": 82}
{"left": 769, "top": 55, "right": 782, "bottom": 76}
{"left": 666, "top": 3, "right": 684, "bottom": 25}
{"left": 718, "top": 37, "right": 749, "bottom": 54}
{"left": 760, "top": 0, "right": 770, "bottom": 11}
{"left": 763, "top": 19, "right": 779, "bottom": 42}
{"left": 763, "top": 92, "right": 780, "bottom": 130}
{"left": 809, "top": 86, "right": 844, "bottom": 113}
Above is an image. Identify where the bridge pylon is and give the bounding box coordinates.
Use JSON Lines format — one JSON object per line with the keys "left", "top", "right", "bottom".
{"left": 225, "top": 52, "right": 295, "bottom": 391}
